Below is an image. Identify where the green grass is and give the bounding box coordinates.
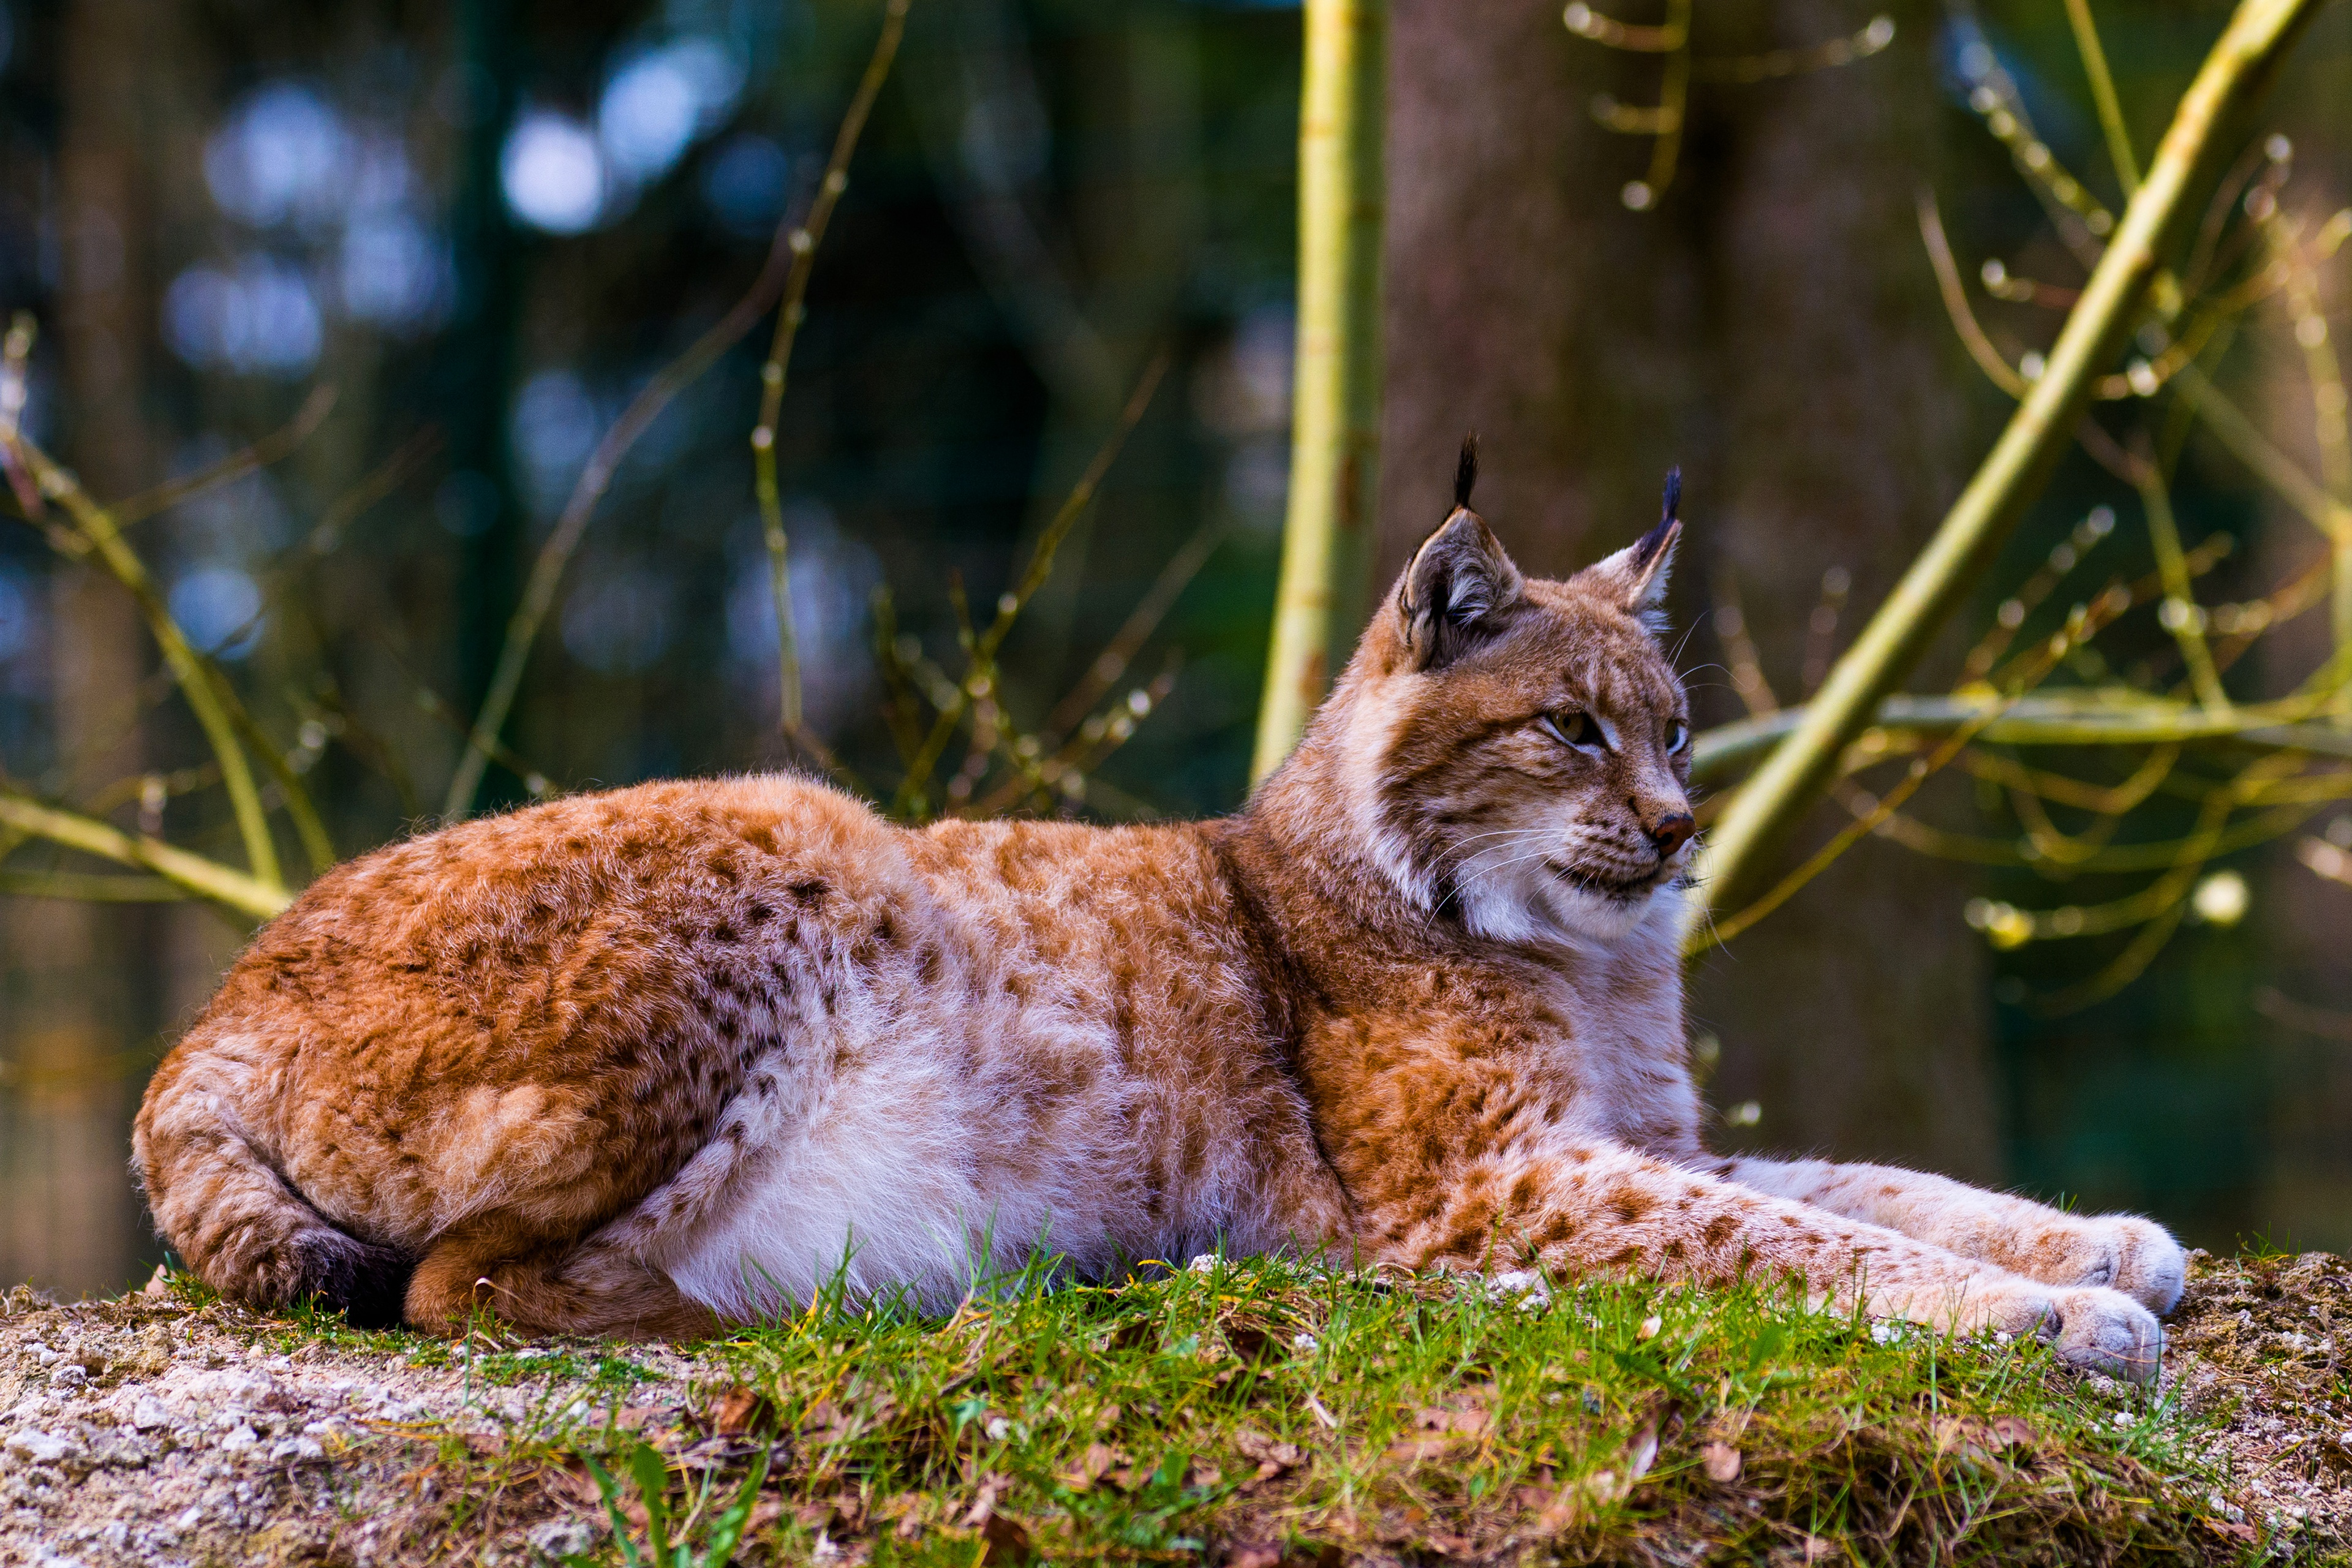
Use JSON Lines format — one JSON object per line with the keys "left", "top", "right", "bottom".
{"left": 333, "top": 1254, "right": 2260, "bottom": 1566}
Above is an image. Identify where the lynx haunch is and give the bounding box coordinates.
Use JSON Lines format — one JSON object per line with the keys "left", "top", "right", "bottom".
{"left": 135, "top": 445, "right": 2183, "bottom": 1381}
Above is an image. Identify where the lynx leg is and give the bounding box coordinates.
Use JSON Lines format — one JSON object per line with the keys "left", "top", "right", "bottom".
{"left": 404, "top": 1217, "right": 721, "bottom": 1341}
{"left": 1374, "top": 1140, "right": 2163, "bottom": 1382}
{"left": 1718, "top": 1156, "right": 2186, "bottom": 1314}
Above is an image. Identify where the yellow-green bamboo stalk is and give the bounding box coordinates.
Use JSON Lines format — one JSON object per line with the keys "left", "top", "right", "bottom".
{"left": 1251, "top": 0, "right": 1387, "bottom": 783}
{"left": 0, "top": 791, "right": 290, "bottom": 919}
{"left": 1690, "top": 0, "right": 2324, "bottom": 940}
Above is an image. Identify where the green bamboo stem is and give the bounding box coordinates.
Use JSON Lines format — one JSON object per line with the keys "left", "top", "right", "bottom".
{"left": 0, "top": 791, "right": 290, "bottom": 919}
{"left": 1250, "top": 0, "right": 1387, "bottom": 783}
{"left": 7, "top": 435, "right": 284, "bottom": 891}
{"left": 1688, "top": 0, "right": 2324, "bottom": 938}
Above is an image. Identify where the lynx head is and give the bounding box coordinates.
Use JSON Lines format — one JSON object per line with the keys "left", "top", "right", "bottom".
{"left": 1331, "top": 439, "right": 1695, "bottom": 946}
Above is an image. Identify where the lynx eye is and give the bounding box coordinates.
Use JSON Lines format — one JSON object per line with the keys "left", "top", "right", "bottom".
{"left": 1540, "top": 710, "right": 1606, "bottom": 752}
{"left": 1667, "top": 721, "right": 1690, "bottom": 753}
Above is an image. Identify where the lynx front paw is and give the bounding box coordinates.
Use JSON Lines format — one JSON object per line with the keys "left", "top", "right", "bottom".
{"left": 1971, "top": 1280, "right": 2163, "bottom": 1384}
{"left": 2030, "top": 1216, "right": 2187, "bottom": 1315}
{"left": 2045, "top": 1287, "right": 2164, "bottom": 1383}
{"left": 1949, "top": 1277, "right": 2165, "bottom": 1384}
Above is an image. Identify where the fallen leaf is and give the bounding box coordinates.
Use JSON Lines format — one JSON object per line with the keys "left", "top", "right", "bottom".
{"left": 1636, "top": 1314, "right": 1664, "bottom": 1341}
{"left": 978, "top": 1512, "right": 1034, "bottom": 1564}
{"left": 963, "top": 1473, "right": 1012, "bottom": 1527}
{"left": 1188, "top": 1461, "right": 1223, "bottom": 1488}
{"left": 1060, "top": 1442, "right": 1121, "bottom": 1490}
{"left": 1700, "top": 1441, "right": 1742, "bottom": 1483}
{"left": 2204, "top": 1518, "right": 2258, "bottom": 1546}
{"left": 1383, "top": 1434, "right": 1459, "bottom": 1464}
{"left": 1517, "top": 1483, "right": 1577, "bottom": 1531}
{"left": 1226, "top": 1545, "right": 1284, "bottom": 1568}
{"left": 141, "top": 1266, "right": 170, "bottom": 1299}
{"left": 544, "top": 1463, "right": 602, "bottom": 1510}
{"left": 1801, "top": 1535, "right": 1834, "bottom": 1562}
{"left": 1221, "top": 1319, "right": 1278, "bottom": 1362}
{"left": 1234, "top": 1430, "right": 1306, "bottom": 1470}
{"left": 1412, "top": 1389, "right": 1491, "bottom": 1436}
{"left": 1988, "top": 1416, "right": 2037, "bottom": 1451}
{"left": 707, "top": 1384, "right": 771, "bottom": 1438}
{"left": 1626, "top": 1418, "right": 1660, "bottom": 1481}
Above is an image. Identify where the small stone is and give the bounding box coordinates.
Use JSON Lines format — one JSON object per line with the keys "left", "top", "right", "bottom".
{"left": 4, "top": 1429, "right": 77, "bottom": 1466}
{"left": 527, "top": 1516, "right": 599, "bottom": 1560}
{"left": 129, "top": 1395, "right": 170, "bottom": 1431}
{"left": 50, "top": 1365, "right": 88, "bottom": 1390}
{"left": 219, "top": 1425, "right": 259, "bottom": 1453}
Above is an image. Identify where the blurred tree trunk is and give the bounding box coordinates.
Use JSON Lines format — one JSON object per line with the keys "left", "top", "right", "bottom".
{"left": 2, "top": 0, "right": 187, "bottom": 1297}
{"left": 1379, "top": 0, "right": 1999, "bottom": 1177}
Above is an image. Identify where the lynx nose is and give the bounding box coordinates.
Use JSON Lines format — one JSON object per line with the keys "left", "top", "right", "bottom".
{"left": 1646, "top": 810, "right": 1696, "bottom": 857}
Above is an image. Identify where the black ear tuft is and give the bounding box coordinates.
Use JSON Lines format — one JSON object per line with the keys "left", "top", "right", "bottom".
{"left": 1453, "top": 433, "right": 1479, "bottom": 514}
{"left": 1662, "top": 465, "right": 1681, "bottom": 526}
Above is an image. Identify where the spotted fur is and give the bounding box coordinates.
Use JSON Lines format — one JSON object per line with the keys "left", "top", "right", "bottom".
{"left": 134, "top": 466, "right": 2181, "bottom": 1380}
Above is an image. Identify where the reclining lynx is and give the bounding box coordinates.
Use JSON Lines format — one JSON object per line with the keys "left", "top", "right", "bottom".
{"left": 136, "top": 444, "right": 2182, "bottom": 1380}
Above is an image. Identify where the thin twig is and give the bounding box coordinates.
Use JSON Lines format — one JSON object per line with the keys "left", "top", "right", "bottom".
{"left": 443, "top": 5, "right": 910, "bottom": 821}
{"left": 2133, "top": 459, "right": 2230, "bottom": 711}
{"left": 1041, "top": 513, "right": 1229, "bottom": 741}
{"left": 1691, "top": 0, "right": 2328, "bottom": 940}
{"left": 2064, "top": 0, "right": 2142, "bottom": 197}
{"left": 889, "top": 348, "right": 1170, "bottom": 818}
{"left": 2, "top": 427, "right": 284, "bottom": 889}
{"left": 1917, "top": 190, "right": 2030, "bottom": 399}
{"left": 111, "top": 384, "right": 338, "bottom": 529}
{"left": 0, "top": 790, "right": 288, "bottom": 919}
{"left": 755, "top": 0, "right": 911, "bottom": 741}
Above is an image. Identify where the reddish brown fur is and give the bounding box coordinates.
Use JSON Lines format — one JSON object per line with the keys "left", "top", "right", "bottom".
{"left": 134, "top": 478, "right": 2181, "bottom": 1380}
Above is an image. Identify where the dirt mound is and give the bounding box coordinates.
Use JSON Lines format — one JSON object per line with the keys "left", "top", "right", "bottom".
{"left": 2, "top": 1253, "right": 2347, "bottom": 1566}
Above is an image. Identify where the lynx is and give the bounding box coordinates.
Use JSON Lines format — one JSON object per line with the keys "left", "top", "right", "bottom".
{"left": 135, "top": 443, "right": 2182, "bottom": 1381}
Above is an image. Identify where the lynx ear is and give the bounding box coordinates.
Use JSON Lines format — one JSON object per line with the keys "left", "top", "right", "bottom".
{"left": 1574, "top": 467, "right": 1683, "bottom": 632}
{"left": 1398, "top": 480, "right": 1525, "bottom": 671}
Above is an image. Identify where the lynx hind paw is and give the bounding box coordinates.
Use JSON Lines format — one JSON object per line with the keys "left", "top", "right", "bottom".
{"left": 2038, "top": 1216, "right": 2188, "bottom": 1316}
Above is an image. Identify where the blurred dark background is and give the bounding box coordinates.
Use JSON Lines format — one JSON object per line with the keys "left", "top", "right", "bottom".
{"left": 2, "top": 0, "right": 2346, "bottom": 1296}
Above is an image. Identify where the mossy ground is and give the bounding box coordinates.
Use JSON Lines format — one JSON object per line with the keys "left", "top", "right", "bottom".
{"left": 4, "top": 1251, "right": 2347, "bottom": 1566}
